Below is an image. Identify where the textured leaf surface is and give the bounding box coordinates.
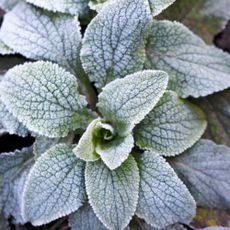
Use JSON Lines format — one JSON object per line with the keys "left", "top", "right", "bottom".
{"left": 136, "top": 151, "right": 196, "bottom": 228}
{"left": 73, "top": 118, "right": 100, "bottom": 162}
{"left": 24, "top": 0, "right": 89, "bottom": 15}
{"left": 0, "top": 213, "right": 9, "bottom": 230}
{"left": 22, "top": 144, "right": 86, "bottom": 226}
{"left": 85, "top": 156, "right": 139, "bottom": 230}
{"left": 0, "top": 147, "right": 33, "bottom": 223}
{"left": 81, "top": 0, "right": 152, "bottom": 89}
{"left": 96, "top": 133, "right": 134, "bottom": 170}
{"left": 172, "top": 139, "right": 230, "bottom": 209}
{"left": 147, "top": 0, "right": 176, "bottom": 16}
{"left": 0, "top": 40, "right": 15, "bottom": 55}
{"left": 145, "top": 20, "right": 230, "bottom": 98}
{"left": 0, "top": 100, "right": 28, "bottom": 137}
{"left": 0, "top": 0, "right": 19, "bottom": 11}
{"left": 69, "top": 204, "right": 107, "bottom": 230}
{"left": 135, "top": 91, "right": 207, "bottom": 156}
{"left": 98, "top": 70, "right": 168, "bottom": 135}
{"left": 0, "top": 61, "right": 88, "bottom": 137}
{"left": 0, "top": 2, "right": 82, "bottom": 74}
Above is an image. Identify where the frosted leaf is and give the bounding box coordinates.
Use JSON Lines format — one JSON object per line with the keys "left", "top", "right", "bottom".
{"left": 136, "top": 151, "right": 196, "bottom": 229}
{"left": 85, "top": 156, "right": 139, "bottom": 230}
{"left": 0, "top": 0, "right": 20, "bottom": 11}
{"left": 0, "top": 61, "right": 88, "bottom": 138}
{"left": 0, "top": 100, "right": 28, "bottom": 137}
{"left": 96, "top": 134, "right": 134, "bottom": 170}
{"left": 147, "top": 0, "right": 176, "bottom": 16}
{"left": 134, "top": 91, "right": 207, "bottom": 156}
{"left": 81, "top": 0, "right": 152, "bottom": 89}
{"left": 68, "top": 204, "right": 107, "bottom": 230}
{"left": 73, "top": 118, "right": 100, "bottom": 162}
{"left": 24, "top": 0, "right": 89, "bottom": 15}
{"left": 98, "top": 70, "right": 168, "bottom": 136}
{"left": 172, "top": 139, "right": 230, "bottom": 209}
{"left": 0, "top": 2, "right": 82, "bottom": 75}
{"left": 0, "top": 40, "right": 15, "bottom": 55}
{"left": 0, "top": 147, "right": 33, "bottom": 223}
{"left": 0, "top": 213, "right": 9, "bottom": 230}
{"left": 22, "top": 144, "right": 86, "bottom": 226}
{"left": 145, "top": 20, "right": 230, "bottom": 98}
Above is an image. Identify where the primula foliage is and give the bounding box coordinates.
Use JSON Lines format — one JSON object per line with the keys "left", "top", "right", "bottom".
{"left": 0, "top": 0, "right": 230, "bottom": 229}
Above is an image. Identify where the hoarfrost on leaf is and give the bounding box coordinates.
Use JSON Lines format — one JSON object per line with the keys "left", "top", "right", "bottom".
{"left": 0, "top": 0, "right": 20, "bottom": 11}
{"left": 22, "top": 144, "right": 86, "bottom": 226}
{"left": 145, "top": 20, "right": 230, "bottom": 98}
{"left": 0, "top": 40, "right": 15, "bottom": 55}
{"left": 147, "top": 0, "right": 176, "bottom": 16}
{"left": 0, "top": 61, "right": 89, "bottom": 138}
{"left": 136, "top": 151, "right": 196, "bottom": 228}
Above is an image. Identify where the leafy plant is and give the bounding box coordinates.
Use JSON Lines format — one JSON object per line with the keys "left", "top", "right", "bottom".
{"left": 0, "top": 0, "right": 230, "bottom": 229}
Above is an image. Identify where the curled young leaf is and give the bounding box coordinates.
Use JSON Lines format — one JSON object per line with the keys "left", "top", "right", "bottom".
{"left": 0, "top": 61, "right": 89, "bottom": 138}
{"left": 85, "top": 156, "right": 139, "bottom": 230}
{"left": 136, "top": 151, "right": 196, "bottom": 229}
{"left": 81, "top": 0, "right": 152, "bottom": 89}
{"left": 0, "top": 2, "right": 82, "bottom": 75}
{"left": 134, "top": 91, "right": 207, "bottom": 156}
{"left": 145, "top": 20, "right": 230, "bottom": 98}
{"left": 147, "top": 0, "right": 176, "bottom": 16}
{"left": 98, "top": 70, "right": 168, "bottom": 136}
{"left": 171, "top": 139, "right": 230, "bottom": 209}
{"left": 22, "top": 144, "right": 86, "bottom": 226}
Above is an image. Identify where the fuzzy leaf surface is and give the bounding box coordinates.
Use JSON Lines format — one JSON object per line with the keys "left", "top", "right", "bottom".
{"left": 98, "top": 70, "right": 168, "bottom": 136}
{"left": 0, "top": 61, "right": 88, "bottom": 138}
{"left": 147, "top": 0, "right": 176, "bottom": 16}
{"left": 81, "top": 0, "right": 152, "bottom": 89}
{"left": 136, "top": 151, "right": 196, "bottom": 228}
{"left": 0, "top": 40, "right": 15, "bottom": 55}
{"left": 24, "top": 0, "right": 89, "bottom": 15}
{"left": 0, "top": 147, "right": 33, "bottom": 223}
{"left": 172, "top": 139, "right": 230, "bottom": 209}
{"left": 85, "top": 156, "right": 139, "bottom": 230}
{"left": 68, "top": 204, "right": 107, "bottom": 230}
{"left": 0, "top": 100, "right": 28, "bottom": 137}
{"left": 22, "top": 144, "right": 86, "bottom": 226}
{"left": 0, "top": 0, "right": 20, "bottom": 11}
{"left": 96, "top": 133, "right": 134, "bottom": 170}
{"left": 145, "top": 20, "right": 230, "bottom": 98}
{"left": 0, "top": 2, "right": 82, "bottom": 74}
{"left": 134, "top": 91, "right": 207, "bottom": 156}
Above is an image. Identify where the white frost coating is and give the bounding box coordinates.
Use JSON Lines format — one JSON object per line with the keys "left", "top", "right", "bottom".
{"left": 148, "top": 0, "right": 176, "bottom": 16}
{"left": 81, "top": 0, "right": 152, "bottom": 89}
{"left": 69, "top": 204, "right": 107, "bottom": 230}
{"left": 172, "top": 139, "right": 230, "bottom": 209}
{"left": 0, "top": 2, "right": 82, "bottom": 74}
{"left": 136, "top": 151, "right": 196, "bottom": 229}
{"left": 25, "top": 0, "right": 89, "bottom": 15}
{"left": 145, "top": 20, "right": 230, "bottom": 98}
{"left": 73, "top": 118, "right": 100, "bottom": 162}
{"left": 96, "top": 133, "right": 134, "bottom": 170}
{"left": 0, "top": 100, "right": 28, "bottom": 137}
{"left": 0, "top": 0, "right": 20, "bottom": 11}
{"left": 22, "top": 144, "right": 86, "bottom": 226}
{"left": 98, "top": 70, "right": 168, "bottom": 136}
{"left": 85, "top": 156, "right": 140, "bottom": 230}
{"left": 134, "top": 91, "right": 207, "bottom": 156}
{"left": 0, "top": 40, "right": 15, "bottom": 55}
{"left": 0, "top": 61, "right": 88, "bottom": 138}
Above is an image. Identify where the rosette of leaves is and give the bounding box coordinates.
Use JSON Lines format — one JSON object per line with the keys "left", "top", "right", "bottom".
{"left": 0, "top": 0, "right": 230, "bottom": 230}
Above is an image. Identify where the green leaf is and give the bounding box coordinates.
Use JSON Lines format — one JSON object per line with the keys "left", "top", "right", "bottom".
{"left": 171, "top": 139, "right": 230, "bottom": 209}
{"left": 147, "top": 0, "right": 176, "bottom": 16}
{"left": 0, "top": 2, "right": 82, "bottom": 75}
{"left": 0, "top": 100, "right": 29, "bottom": 137}
{"left": 96, "top": 133, "right": 134, "bottom": 170}
{"left": 145, "top": 20, "right": 230, "bottom": 98}
{"left": 0, "top": 61, "right": 88, "bottom": 138}
{"left": 68, "top": 204, "right": 107, "bottom": 230}
{"left": 134, "top": 91, "right": 207, "bottom": 156}
{"left": 136, "top": 151, "right": 196, "bottom": 229}
{"left": 0, "top": 0, "right": 19, "bottom": 11}
{"left": 85, "top": 156, "right": 140, "bottom": 230}
{"left": 73, "top": 118, "right": 100, "bottom": 162}
{"left": 0, "top": 40, "right": 15, "bottom": 55}
{"left": 81, "top": 0, "right": 152, "bottom": 89}
{"left": 0, "top": 147, "right": 34, "bottom": 224}
{"left": 24, "top": 0, "right": 89, "bottom": 15}
{"left": 22, "top": 144, "right": 86, "bottom": 226}
{"left": 98, "top": 70, "right": 168, "bottom": 136}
